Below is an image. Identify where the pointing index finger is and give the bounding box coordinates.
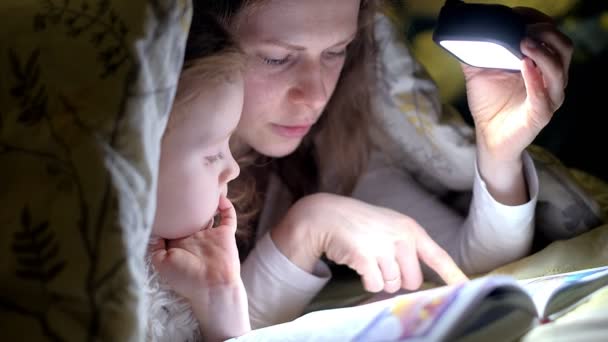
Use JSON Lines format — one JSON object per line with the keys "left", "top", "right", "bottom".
{"left": 415, "top": 230, "right": 469, "bottom": 285}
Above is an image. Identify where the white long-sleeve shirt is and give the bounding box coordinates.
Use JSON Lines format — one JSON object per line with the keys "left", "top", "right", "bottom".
{"left": 241, "top": 152, "right": 538, "bottom": 329}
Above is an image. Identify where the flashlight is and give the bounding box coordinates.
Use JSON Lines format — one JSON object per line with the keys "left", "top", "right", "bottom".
{"left": 432, "top": 0, "right": 526, "bottom": 71}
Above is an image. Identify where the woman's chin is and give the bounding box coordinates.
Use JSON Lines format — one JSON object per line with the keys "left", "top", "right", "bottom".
{"left": 254, "top": 138, "right": 302, "bottom": 158}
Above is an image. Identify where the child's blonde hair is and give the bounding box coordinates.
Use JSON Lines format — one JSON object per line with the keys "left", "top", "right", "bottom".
{"left": 172, "top": 10, "right": 245, "bottom": 109}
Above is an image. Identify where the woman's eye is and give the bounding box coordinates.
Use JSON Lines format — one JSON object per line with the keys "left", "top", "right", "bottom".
{"left": 205, "top": 152, "right": 224, "bottom": 165}
{"left": 325, "top": 49, "right": 347, "bottom": 59}
{"left": 262, "top": 55, "right": 290, "bottom": 66}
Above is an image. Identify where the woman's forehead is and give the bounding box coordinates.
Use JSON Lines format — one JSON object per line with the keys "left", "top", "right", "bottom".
{"left": 239, "top": 0, "right": 360, "bottom": 48}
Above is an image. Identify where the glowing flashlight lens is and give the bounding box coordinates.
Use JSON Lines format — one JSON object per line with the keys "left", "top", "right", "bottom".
{"left": 440, "top": 40, "right": 522, "bottom": 70}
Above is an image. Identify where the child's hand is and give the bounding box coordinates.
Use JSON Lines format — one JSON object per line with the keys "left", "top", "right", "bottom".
{"left": 149, "top": 195, "right": 242, "bottom": 301}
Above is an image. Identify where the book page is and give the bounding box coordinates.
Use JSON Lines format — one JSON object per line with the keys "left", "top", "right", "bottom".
{"left": 231, "top": 285, "right": 460, "bottom": 341}
{"left": 519, "top": 266, "right": 608, "bottom": 318}
{"left": 352, "top": 285, "right": 462, "bottom": 341}
{"left": 231, "top": 277, "right": 518, "bottom": 341}
{"left": 450, "top": 292, "right": 536, "bottom": 342}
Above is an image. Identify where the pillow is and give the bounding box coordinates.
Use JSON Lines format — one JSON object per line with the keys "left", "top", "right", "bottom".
{"left": 0, "top": 1, "right": 190, "bottom": 340}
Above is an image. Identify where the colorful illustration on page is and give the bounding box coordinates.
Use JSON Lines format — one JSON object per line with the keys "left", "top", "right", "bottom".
{"left": 352, "top": 286, "right": 462, "bottom": 341}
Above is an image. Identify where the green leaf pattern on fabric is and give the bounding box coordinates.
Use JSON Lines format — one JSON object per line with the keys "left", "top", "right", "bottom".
{"left": 0, "top": 0, "right": 191, "bottom": 341}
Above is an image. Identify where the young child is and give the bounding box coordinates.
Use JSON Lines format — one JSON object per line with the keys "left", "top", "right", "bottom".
{"left": 145, "top": 11, "right": 249, "bottom": 342}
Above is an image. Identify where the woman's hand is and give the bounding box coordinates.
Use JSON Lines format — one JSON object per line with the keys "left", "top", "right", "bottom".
{"left": 149, "top": 195, "right": 241, "bottom": 300}
{"left": 462, "top": 8, "right": 573, "bottom": 204}
{"left": 271, "top": 193, "right": 468, "bottom": 294}
{"left": 464, "top": 8, "right": 572, "bottom": 161}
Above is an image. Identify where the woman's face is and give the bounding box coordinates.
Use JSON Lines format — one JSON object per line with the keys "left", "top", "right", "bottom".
{"left": 234, "top": 0, "right": 361, "bottom": 157}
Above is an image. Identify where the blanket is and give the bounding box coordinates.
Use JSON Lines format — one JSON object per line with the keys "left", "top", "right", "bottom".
{"left": 0, "top": 1, "right": 190, "bottom": 340}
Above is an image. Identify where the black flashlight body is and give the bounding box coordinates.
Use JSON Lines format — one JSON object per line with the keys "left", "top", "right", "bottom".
{"left": 433, "top": 0, "right": 526, "bottom": 68}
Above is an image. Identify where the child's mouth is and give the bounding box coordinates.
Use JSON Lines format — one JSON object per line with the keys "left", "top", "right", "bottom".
{"left": 203, "top": 209, "right": 221, "bottom": 230}
{"left": 210, "top": 209, "right": 221, "bottom": 229}
{"left": 204, "top": 217, "right": 214, "bottom": 230}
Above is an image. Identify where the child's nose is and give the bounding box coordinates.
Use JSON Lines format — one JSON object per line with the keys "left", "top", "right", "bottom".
{"left": 220, "top": 153, "right": 240, "bottom": 184}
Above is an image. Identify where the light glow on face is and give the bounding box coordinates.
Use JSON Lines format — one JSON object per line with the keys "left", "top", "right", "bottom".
{"left": 440, "top": 40, "right": 521, "bottom": 70}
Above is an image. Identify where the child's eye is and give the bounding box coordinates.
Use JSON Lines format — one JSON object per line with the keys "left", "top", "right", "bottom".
{"left": 204, "top": 152, "right": 224, "bottom": 165}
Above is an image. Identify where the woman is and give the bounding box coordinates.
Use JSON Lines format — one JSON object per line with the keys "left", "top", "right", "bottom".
{"left": 199, "top": 0, "right": 572, "bottom": 328}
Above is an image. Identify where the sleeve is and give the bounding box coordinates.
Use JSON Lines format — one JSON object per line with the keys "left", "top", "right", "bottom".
{"left": 241, "top": 232, "right": 331, "bottom": 329}
{"left": 351, "top": 150, "right": 538, "bottom": 276}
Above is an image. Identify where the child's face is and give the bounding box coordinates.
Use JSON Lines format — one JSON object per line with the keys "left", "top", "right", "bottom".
{"left": 152, "top": 74, "right": 243, "bottom": 239}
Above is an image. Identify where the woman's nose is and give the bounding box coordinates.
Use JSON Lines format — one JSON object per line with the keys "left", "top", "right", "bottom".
{"left": 288, "top": 60, "right": 328, "bottom": 112}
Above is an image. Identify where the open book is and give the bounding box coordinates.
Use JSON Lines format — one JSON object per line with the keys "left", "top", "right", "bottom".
{"left": 231, "top": 266, "right": 608, "bottom": 341}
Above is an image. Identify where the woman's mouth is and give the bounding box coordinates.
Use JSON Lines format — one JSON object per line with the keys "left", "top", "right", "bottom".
{"left": 271, "top": 124, "right": 312, "bottom": 138}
